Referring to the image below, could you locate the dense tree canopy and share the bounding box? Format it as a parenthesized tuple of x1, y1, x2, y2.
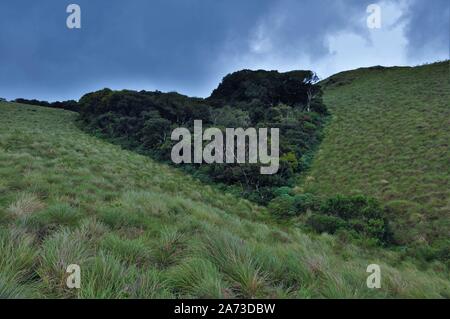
(13, 98, 79, 112)
(59, 70, 328, 203)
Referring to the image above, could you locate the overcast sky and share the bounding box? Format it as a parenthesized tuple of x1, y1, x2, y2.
(0, 0, 448, 101)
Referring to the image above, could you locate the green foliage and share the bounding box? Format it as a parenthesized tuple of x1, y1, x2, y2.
(13, 98, 79, 112)
(1, 68, 449, 299)
(31, 203, 82, 229)
(97, 207, 143, 230)
(0, 228, 37, 284)
(268, 193, 393, 245)
(309, 195, 393, 245)
(209, 69, 322, 113)
(200, 231, 268, 298)
(268, 195, 296, 218)
(307, 214, 347, 234)
(166, 257, 227, 298)
(293, 193, 320, 213)
(210, 105, 250, 127)
(77, 70, 328, 204)
(272, 186, 292, 197)
(152, 228, 185, 268)
(268, 192, 320, 217)
(100, 234, 153, 267)
(37, 227, 91, 296)
(77, 252, 131, 298)
(319, 194, 383, 219)
(305, 61, 450, 260)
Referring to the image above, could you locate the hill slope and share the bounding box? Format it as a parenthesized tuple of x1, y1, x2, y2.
(0, 101, 448, 298)
(304, 61, 449, 251)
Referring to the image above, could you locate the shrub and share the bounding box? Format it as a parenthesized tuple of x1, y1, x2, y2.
(268, 193, 321, 217)
(319, 194, 383, 220)
(268, 195, 296, 218)
(293, 193, 320, 214)
(307, 214, 347, 234)
(272, 186, 292, 197)
(308, 195, 393, 245)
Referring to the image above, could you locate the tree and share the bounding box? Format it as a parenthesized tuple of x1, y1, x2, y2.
(141, 111, 172, 148)
(210, 105, 250, 127)
(77, 68, 328, 204)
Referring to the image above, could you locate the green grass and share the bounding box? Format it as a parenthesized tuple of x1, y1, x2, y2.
(304, 61, 450, 250)
(0, 83, 449, 298)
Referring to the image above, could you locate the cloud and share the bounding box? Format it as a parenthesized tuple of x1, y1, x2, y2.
(216, 0, 447, 82)
(0, 0, 447, 101)
(404, 0, 449, 62)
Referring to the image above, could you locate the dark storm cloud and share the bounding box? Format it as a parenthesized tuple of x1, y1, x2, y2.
(0, 0, 447, 101)
(404, 0, 449, 60)
(0, 0, 273, 100)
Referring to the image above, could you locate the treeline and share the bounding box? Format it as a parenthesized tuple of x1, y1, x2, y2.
(78, 69, 329, 204)
(13, 98, 80, 112)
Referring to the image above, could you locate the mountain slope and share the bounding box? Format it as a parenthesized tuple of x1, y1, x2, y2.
(304, 61, 449, 251)
(0, 101, 448, 298)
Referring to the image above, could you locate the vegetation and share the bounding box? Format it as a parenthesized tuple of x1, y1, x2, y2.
(13, 98, 80, 112)
(302, 61, 449, 264)
(268, 193, 393, 246)
(77, 69, 328, 204)
(0, 100, 448, 298)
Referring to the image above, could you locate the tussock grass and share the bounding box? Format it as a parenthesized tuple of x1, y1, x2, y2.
(200, 231, 268, 298)
(152, 228, 185, 268)
(0, 273, 40, 298)
(129, 268, 173, 299)
(31, 203, 81, 229)
(0, 228, 37, 281)
(166, 257, 228, 298)
(0, 98, 448, 298)
(7, 192, 44, 217)
(305, 61, 450, 251)
(37, 227, 92, 296)
(97, 206, 144, 230)
(100, 233, 153, 267)
(77, 252, 131, 298)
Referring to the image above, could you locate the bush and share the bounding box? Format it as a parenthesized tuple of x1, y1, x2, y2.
(293, 193, 320, 214)
(272, 187, 292, 197)
(308, 195, 393, 245)
(411, 240, 450, 265)
(319, 194, 383, 220)
(268, 193, 321, 217)
(268, 195, 296, 218)
(307, 214, 347, 234)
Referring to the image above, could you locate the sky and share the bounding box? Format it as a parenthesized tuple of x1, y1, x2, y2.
(0, 0, 448, 101)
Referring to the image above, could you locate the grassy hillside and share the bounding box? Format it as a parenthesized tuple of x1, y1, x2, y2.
(0, 101, 449, 298)
(304, 62, 449, 251)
